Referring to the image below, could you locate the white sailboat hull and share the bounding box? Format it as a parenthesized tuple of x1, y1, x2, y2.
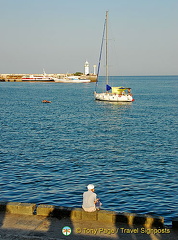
(94, 92, 133, 102)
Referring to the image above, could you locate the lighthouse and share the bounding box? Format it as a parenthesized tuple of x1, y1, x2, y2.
(84, 61, 89, 75)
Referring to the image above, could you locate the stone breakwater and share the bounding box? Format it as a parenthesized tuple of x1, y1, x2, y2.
(0, 74, 97, 82)
(0, 201, 177, 229)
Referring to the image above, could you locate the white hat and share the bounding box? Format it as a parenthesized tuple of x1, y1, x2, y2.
(87, 184, 95, 190)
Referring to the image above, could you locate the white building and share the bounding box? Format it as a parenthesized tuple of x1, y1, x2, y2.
(93, 65, 97, 75)
(84, 61, 89, 75)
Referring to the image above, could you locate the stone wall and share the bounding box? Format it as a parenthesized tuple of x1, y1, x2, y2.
(0, 201, 174, 228)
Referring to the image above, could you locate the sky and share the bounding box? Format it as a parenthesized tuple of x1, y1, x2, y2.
(0, 0, 178, 76)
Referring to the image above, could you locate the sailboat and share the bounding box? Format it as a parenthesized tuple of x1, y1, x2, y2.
(94, 11, 134, 102)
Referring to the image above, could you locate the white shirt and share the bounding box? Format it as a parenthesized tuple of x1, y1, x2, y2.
(82, 190, 97, 208)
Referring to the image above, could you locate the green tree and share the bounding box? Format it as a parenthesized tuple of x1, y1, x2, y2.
(74, 72, 83, 76)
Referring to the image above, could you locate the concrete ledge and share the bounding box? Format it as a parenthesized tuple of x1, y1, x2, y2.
(36, 205, 164, 227)
(51, 206, 72, 218)
(36, 204, 55, 216)
(122, 212, 164, 228)
(98, 210, 116, 223)
(3, 202, 36, 215)
(0, 202, 174, 228)
(98, 211, 164, 227)
(70, 208, 83, 220)
(36, 205, 72, 219)
(81, 210, 97, 221)
(172, 217, 178, 229)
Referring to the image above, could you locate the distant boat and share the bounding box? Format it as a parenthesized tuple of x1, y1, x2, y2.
(42, 100, 51, 103)
(54, 76, 91, 83)
(22, 69, 57, 82)
(94, 11, 134, 102)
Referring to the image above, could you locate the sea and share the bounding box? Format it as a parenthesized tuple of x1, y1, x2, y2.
(0, 76, 177, 225)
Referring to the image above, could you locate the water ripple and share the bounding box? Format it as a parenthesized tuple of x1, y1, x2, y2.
(0, 77, 178, 225)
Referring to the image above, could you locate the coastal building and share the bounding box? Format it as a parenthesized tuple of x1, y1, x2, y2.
(93, 65, 97, 75)
(84, 61, 89, 75)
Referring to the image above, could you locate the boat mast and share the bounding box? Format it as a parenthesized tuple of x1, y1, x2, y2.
(106, 11, 109, 87)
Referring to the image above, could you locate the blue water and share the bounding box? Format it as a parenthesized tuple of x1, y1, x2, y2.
(0, 76, 178, 225)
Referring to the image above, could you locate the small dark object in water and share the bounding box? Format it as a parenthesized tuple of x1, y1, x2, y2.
(42, 100, 51, 103)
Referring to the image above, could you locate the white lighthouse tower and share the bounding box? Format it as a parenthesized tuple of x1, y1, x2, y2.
(84, 61, 89, 75)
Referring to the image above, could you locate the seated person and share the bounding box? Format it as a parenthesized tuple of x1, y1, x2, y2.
(82, 184, 101, 212)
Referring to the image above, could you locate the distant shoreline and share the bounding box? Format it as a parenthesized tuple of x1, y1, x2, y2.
(0, 73, 97, 82)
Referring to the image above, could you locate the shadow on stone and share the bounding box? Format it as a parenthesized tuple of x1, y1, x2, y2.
(0, 202, 7, 227)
